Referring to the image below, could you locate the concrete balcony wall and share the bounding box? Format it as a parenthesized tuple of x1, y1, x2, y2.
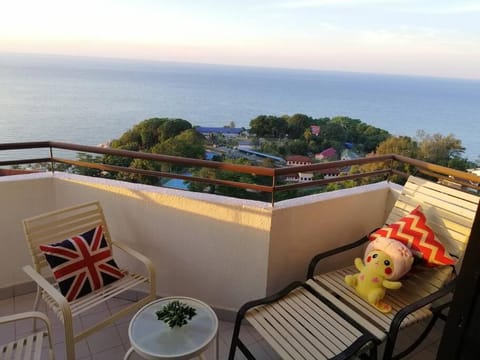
(49, 173, 274, 312)
(0, 174, 57, 291)
(267, 181, 400, 294)
(0, 172, 401, 313)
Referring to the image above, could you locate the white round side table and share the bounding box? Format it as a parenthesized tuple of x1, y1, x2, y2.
(124, 296, 219, 360)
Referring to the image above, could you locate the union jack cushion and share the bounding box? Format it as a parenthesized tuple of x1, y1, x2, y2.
(369, 205, 455, 267)
(39, 225, 125, 301)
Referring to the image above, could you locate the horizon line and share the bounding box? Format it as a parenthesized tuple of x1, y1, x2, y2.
(2, 50, 479, 83)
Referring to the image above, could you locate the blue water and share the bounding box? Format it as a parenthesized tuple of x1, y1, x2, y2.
(1, 53, 479, 161)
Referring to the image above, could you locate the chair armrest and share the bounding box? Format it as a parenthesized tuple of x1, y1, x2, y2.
(390, 278, 456, 333)
(22, 265, 69, 310)
(381, 278, 456, 359)
(307, 235, 369, 279)
(0, 311, 51, 327)
(236, 281, 305, 317)
(111, 241, 156, 285)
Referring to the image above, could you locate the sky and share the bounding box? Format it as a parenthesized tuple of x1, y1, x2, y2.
(0, 0, 479, 79)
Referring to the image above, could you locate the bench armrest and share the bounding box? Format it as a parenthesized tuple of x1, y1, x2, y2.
(111, 241, 156, 294)
(307, 235, 369, 279)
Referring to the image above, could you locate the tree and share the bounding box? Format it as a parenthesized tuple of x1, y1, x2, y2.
(104, 141, 141, 168)
(101, 118, 204, 183)
(416, 130, 465, 167)
(358, 136, 417, 184)
(249, 115, 288, 138)
(287, 113, 313, 139)
(315, 121, 349, 152)
(303, 128, 313, 143)
(153, 129, 205, 159)
(137, 118, 168, 148)
(364, 132, 472, 183)
(354, 123, 390, 153)
(448, 156, 472, 171)
(158, 119, 192, 143)
(125, 158, 161, 185)
(151, 129, 205, 173)
(72, 153, 103, 177)
(287, 139, 309, 155)
(376, 136, 417, 158)
(117, 129, 142, 149)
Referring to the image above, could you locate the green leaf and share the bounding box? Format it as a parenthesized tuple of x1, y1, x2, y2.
(155, 300, 197, 329)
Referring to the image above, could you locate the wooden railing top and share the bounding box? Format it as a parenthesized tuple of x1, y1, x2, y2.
(1, 141, 479, 206)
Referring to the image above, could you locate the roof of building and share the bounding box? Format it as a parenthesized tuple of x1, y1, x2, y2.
(318, 147, 337, 157)
(286, 155, 312, 163)
(238, 148, 284, 162)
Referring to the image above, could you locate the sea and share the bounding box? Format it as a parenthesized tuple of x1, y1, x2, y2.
(1, 53, 479, 162)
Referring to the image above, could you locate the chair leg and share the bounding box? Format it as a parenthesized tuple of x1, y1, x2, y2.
(228, 309, 247, 360)
(32, 287, 42, 331)
(64, 326, 76, 360)
(61, 311, 76, 360)
(359, 345, 378, 360)
(228, 309, 255, 360)
(387, 314, 440, 360)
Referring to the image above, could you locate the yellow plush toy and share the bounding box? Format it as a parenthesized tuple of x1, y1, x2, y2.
(345, 237, 413, 313)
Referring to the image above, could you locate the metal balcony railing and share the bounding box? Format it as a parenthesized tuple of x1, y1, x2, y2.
(1, 141, 479, 206)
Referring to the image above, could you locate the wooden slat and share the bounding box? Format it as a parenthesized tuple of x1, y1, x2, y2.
(289, 290, 359, 353)
(292, 290, 361, 342)
(32, 333, 44, 360)
(308, 176, 477, 344)
(26, 209, 101, 234)
(318, 269, 392, 330)
(247, 309, 306, 360)
(245, 287, 371, 360)
(404, 176, 480, 204)
(21, 201, 156, 360)
(306, 279, 386, 340)
(0, 331, 46, 360)
(22, 202, 117, 273)
(24, 333, 34, 359)
(24, 203, 95, 243)
(386, 176, 479, 258)
(43, 272, 149, 320)
(240, 176, 478, 360)
(402, 185, 479, 212)
(269, 293, 337, 358)
(261, 303, 325, 359)
(313, 259, 451, 332)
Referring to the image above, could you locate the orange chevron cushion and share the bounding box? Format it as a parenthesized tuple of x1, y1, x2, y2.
(369, 206, 455, 266)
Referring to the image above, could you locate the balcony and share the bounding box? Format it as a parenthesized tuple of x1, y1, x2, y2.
(1, 141, 479, 359)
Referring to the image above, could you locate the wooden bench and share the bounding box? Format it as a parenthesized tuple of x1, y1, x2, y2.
(229, 176, 479, 359)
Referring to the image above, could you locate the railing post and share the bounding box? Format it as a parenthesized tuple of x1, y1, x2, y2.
(49, 146, 55, 174)
(271, 173, 276, 207)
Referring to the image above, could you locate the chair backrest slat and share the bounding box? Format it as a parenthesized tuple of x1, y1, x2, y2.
(386, 176, 479, 259)
(23, 201, 113, 272)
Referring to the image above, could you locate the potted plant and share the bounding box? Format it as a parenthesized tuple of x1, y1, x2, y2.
(156, 300, 197, 329)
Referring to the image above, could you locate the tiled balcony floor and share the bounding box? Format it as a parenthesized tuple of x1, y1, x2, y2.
(1, 292, 443, 359)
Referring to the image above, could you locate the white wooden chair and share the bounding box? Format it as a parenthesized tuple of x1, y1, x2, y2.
(1, 311, 54, 360)
(229, 176, 479, 359)
(22, 201, 156, 360)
